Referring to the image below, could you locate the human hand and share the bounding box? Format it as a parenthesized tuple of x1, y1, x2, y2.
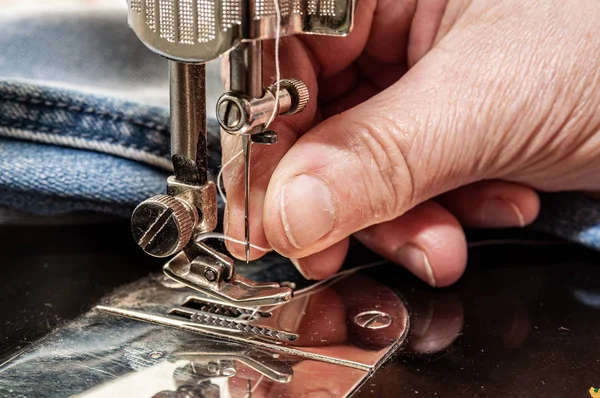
(221, 0, 600, 285)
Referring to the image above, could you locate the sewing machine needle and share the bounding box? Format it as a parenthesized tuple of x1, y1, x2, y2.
(243, 134, 251, 263)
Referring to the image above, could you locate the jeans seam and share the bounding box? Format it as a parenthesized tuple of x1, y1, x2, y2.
(0, 119, 168, 157)
(0, 92, 169, 132)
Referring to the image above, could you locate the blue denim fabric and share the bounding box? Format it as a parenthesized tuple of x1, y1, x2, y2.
(0, 81, 171, 169)
(0, 7, 170, 107)
(532, 192, 600, 250)
(1, 7, 600, 253)
(0, 81, 224, 216)
(0, 138, 166, 217)
(0, 7, 223, 217)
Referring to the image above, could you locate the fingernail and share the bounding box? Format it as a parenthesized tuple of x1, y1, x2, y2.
(281, 175, 335, 249)
(396, 244, 436, 287)
(291, 258, 312, 280)
(480, 198, 525, 227)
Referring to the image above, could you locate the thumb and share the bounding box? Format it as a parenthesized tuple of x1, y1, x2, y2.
(263, 47, 488, 258)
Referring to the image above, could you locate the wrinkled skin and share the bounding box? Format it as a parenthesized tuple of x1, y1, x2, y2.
(221, 0, 600, 286)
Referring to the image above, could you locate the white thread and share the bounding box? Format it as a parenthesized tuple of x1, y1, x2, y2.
(195, 231, 272, 252)
(244, 374, 264, 398)
(217, 148, 243, 204)
(248, 305, 261, 320)
(293, 260, 387, 296)
(215, 0, 282, 249)
(0, 127, 173, 171)
(265, 0, 282, 129)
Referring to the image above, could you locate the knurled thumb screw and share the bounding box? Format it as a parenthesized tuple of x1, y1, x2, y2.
(131, 195, 197, 258)
(277, 78, 309, 116)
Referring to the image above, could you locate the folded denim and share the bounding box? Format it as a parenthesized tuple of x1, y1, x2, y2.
(0, 6, 599, 253)
(0, 6, 222, 217)
(0, 81, 224, 217)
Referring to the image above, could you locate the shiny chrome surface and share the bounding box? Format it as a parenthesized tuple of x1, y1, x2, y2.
(216, 79, 309, 135)
(129, 5, 306, 304)
(169, 62, 208, 185)
(0, 313, 367, 398)
(131, 195, 198, 258)
(95, 264, 409, 371)
(167, 177, 218, 234)
(164, 243, 293, 306)
(0, 261, 408, 397)
(128, 0, 333, 306)
(127, 0, 356, 63)
(228, 40, 264, 263)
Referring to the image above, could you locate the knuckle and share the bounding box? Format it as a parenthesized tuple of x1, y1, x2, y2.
(341, 113, 417, 222)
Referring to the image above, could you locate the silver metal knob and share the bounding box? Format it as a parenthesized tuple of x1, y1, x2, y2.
(131, 195, 197, 258)
(216, 78, 310, 134)
(279, 78, 309, 115)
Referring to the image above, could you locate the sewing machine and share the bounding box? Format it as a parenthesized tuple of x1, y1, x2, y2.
(103, 3, 411, 395)
(1, 2, 600, 397)
(0, 1, 409, 396)
(127, 0, 351, 305)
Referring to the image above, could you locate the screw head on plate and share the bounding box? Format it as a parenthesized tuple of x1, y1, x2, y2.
(204, 268, 217, 282)
(354, 311, 392, 330)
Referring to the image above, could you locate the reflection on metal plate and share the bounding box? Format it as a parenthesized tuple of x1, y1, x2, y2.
(0, 266, 408, 397)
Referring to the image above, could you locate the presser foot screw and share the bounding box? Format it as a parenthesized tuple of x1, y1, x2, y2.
(354, 311, 392, 330)
(203, 269, 217, 282)
(131, 195, 196, 258)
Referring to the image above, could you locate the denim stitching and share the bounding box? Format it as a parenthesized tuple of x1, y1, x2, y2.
(0, 122, 173, 170)
(0, 92, 169, 132)
(0, 119, 168, 157)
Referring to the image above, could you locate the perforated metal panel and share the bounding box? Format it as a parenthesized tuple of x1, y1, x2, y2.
(178, 0, 196, 44)
(221, 0, 241, 30)
(255, 0, 276, 18)
(127, 0, 355, 62)
(145, 0, 156, 32)
(197, 0, 217, 43)
(130, 0, 142, 14)
(158, 0, 176, 42)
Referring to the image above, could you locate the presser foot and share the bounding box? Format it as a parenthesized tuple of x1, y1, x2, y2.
(163, 241, 293, 308)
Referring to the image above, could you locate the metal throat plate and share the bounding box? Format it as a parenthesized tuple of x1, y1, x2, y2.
(0, 265, 408, 397)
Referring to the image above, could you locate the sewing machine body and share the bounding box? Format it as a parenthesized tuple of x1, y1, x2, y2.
(1, 2, 599, 397)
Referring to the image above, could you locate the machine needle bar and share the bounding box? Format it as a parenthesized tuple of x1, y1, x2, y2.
(229, 40, 262, 264)
(243, 134, 251, 263)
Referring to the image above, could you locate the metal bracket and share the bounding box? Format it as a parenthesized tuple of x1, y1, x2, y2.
(164, 242, 293, 308)
(172, 344, 294, 383)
